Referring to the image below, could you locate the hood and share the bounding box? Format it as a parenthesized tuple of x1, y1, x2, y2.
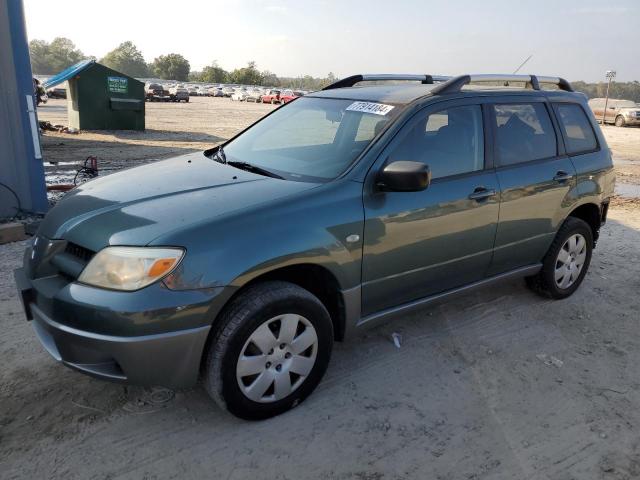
(39, 152, 318, 251)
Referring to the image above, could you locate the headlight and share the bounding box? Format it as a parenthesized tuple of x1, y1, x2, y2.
(78, 246, 184, 291)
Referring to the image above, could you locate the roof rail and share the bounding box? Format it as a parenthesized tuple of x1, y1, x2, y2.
(322, 74, 451, 90)
(430, 74, 574, 94)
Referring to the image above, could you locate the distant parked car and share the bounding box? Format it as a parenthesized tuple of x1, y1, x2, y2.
(222, 87, 234, 97)
(47, 87, 67, 99)
(588, 98, 640, 127)
(145, 83, 170, 102)
(231, 89, 249, 101)
(280, 90, 299, 104)
(211, 87, 224, 97)
(260, 89, 282, 104)
(169, 86, 190, 103)
(187, 86, 198, 96)
(245, 88, 263, 102)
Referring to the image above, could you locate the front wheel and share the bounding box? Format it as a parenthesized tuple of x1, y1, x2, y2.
(203, 281, 333, 420)
(615, 115, 626, 127)
(526, 217, 593, 299)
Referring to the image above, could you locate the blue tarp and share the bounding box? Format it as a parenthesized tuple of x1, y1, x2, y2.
(42, 59, 95, 89)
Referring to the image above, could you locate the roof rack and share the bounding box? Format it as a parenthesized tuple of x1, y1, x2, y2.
(322, 74, 451, 90)
(430, 74, 574, 94)
(322, 73, 574, 94)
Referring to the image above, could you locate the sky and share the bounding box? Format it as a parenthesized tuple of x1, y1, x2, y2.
(23, 0, 640, 82)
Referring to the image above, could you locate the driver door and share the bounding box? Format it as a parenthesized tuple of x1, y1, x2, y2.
(361, 100, 500, 316)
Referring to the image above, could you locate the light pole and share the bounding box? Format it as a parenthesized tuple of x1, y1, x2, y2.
(602, 70, 616, 125)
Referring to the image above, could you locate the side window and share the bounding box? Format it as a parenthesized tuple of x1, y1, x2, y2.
(390, 105, 484, 179)
(493, 103, 557, 166)
(554, 103, 598, 154)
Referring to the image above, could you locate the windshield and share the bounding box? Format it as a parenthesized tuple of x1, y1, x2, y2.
(221, 97, 400, 182)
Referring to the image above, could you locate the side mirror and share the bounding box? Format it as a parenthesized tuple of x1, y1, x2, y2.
(377, 161, 431, 192)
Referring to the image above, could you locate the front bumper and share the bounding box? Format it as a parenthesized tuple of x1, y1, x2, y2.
(14, 266, 229, 388)
(30, 302, 210, 387)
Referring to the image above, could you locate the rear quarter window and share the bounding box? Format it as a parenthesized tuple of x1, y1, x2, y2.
(553, 103, 598, 154)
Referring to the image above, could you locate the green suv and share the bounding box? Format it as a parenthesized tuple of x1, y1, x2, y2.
(15, 73, 615, 419)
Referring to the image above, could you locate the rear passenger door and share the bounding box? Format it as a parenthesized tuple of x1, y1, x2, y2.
(487, 98, 577, 275)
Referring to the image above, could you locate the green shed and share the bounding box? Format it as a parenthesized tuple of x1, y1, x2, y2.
(43, 60, 145, 130)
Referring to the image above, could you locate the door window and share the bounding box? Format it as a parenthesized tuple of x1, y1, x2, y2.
(554, 103, 598, 154)
(493, 103, 557, 166)
(390, 105, 484, 179)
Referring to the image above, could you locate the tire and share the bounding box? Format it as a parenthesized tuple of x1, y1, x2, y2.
(271, 99, 276, 104)
(526, 217, 593, 299)
(203, 281, 333, 420)
(615, 115, 626, 127)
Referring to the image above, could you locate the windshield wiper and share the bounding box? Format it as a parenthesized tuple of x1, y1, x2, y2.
(226, 161, 284, 180)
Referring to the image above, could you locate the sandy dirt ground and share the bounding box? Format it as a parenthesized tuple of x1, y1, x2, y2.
(1, 96, 640, 479)
(1, 206, 639, 479)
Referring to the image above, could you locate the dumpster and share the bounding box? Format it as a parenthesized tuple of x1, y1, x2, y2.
(42, 60, 145, 130)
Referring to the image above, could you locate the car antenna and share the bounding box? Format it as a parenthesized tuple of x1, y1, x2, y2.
(513, 54, 533, 74)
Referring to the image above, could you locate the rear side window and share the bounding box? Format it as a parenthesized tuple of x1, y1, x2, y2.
(493, 103, 557, 166)
(554, 103, 598, 154)
(390, 105, 484, 179)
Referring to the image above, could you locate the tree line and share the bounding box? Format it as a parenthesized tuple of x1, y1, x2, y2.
(29, 38, 337, 89)
(28, 38, 640, 98)
(572, 81, 640, 104)
(29, 38, 191, 82)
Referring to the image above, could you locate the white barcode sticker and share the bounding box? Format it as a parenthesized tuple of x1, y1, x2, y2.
(346, 101, 395, 116)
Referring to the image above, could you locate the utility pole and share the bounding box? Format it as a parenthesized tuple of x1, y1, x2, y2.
(602, 70, 616, 125)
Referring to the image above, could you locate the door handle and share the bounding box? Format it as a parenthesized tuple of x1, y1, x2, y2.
(553, 171, 572, 183)
(468, 187, 496, 201)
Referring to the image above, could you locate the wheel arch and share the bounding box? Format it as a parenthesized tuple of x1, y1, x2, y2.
(217, 263, 347, 342)
(566, 202, 601, 244)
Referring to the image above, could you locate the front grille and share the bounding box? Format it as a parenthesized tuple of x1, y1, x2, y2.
(65, 242, 95, 262)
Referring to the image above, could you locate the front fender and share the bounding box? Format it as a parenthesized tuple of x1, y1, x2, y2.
(157, 180, 365, 292)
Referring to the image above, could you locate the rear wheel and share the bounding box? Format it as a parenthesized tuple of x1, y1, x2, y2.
(615, 115, 626, 127)
(526, 217, 593, 299)
(203, 281, 333, 420)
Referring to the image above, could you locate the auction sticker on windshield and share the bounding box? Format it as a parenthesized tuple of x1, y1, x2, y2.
(346, 101, 395, 116)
